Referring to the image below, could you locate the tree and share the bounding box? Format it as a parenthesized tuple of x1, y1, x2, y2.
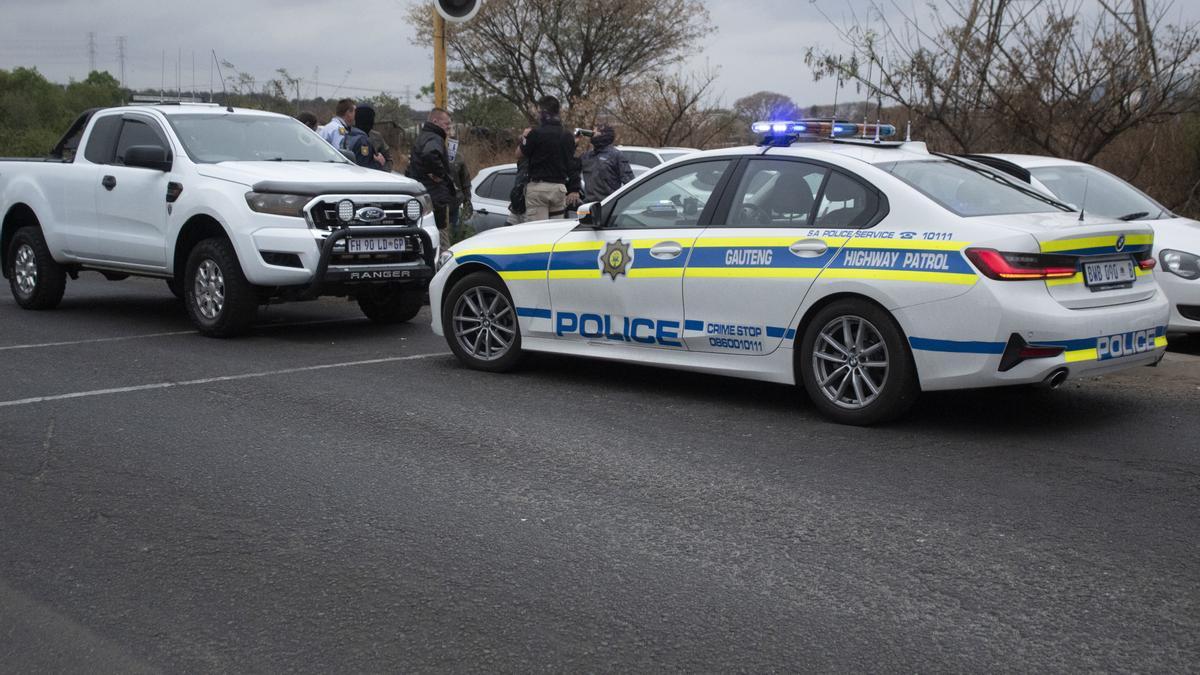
(733, 91, 801, 124)
(0, 68, 124, 157)
(611, 68, 737, 148)
(406, 0, 714, 121)
(805, 0, 1200, 160)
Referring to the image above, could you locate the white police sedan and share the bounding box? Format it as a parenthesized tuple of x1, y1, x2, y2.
(430, 121, 1169, 425)
(966, 153, 1200, 334)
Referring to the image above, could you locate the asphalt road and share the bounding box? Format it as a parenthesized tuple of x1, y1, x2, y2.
(2, 274, 1199, 672)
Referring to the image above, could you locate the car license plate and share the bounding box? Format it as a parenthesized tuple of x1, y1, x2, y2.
(1083, 258, 1135, 288)
(347, 237, 406, 254)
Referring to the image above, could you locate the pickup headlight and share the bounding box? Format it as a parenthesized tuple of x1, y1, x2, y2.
(245, 192, 308, 218)
(1161, 249, 1200, 280)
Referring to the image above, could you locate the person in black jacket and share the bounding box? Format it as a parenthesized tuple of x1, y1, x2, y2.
(519, 96, 582, 220)
(580, 125, 633, 203)
(345, 104, 386, 171)
(406, 108, 455, 249)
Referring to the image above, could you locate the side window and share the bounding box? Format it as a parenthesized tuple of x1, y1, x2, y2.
(814, 171, 880, 229)
(114, 119, 167, 166)
(488, 171, 517, 201)
(728, 159, 827, 227)
(475, 174, 496, 200)
(607, 160, 731, 229)
(83, 116, 123, 164)
(624, 151, 659, 168)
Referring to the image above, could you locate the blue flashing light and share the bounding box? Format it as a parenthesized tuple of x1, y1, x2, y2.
(751, 122, 772, 134)
(771, 122, 789, 133)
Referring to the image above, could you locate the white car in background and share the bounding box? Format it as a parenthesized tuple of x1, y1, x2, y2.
(967, 154, 1200, 333)
(467, 162, 650, 233)
(430, 121, 1169, 425)
(616, 146, 700, 169)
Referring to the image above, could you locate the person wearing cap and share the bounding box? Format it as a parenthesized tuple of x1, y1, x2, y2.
(345, 104, 386, 170)
(580, 124, 633, 203)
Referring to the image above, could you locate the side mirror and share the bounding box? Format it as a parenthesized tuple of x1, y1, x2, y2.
(577, 201, 602, 227)
(122, 145, 172, 171)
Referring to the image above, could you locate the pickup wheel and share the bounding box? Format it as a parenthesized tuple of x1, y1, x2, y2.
(442, 271, 522, 372)
(184, 237, 257, 337)
(7, 227, 66, 310)
(357, 287, 423, 324)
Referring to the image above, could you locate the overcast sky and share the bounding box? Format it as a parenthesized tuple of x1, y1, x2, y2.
(2, 0, 1198, 110)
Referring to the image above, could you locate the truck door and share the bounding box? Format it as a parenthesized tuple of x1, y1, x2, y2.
(93, 114, 173, 270)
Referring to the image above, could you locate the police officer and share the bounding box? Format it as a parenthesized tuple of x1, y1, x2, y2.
(580, 124, 633, 203)
(319, 98, 355, 148)
(345, 104, 386, 170)
(406, 108, 455, 249)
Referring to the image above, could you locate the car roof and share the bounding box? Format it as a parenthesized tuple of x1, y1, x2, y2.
(675, 140, 938, 168)
(976, 153, 1086, 170)
(97, 104, 285, 119)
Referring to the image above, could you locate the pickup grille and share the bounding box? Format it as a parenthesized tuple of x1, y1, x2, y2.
(308, 198, 421, 230)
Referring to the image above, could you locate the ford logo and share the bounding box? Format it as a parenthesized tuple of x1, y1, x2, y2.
(1115, 234, 1126, 252)
(356, 206, 386, 222)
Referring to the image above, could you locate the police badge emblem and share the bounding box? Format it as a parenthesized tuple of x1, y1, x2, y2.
(361, 146, 370, 156)
(601, 239, 632, 280)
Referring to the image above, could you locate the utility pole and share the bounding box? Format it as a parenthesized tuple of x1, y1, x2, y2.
(87, 32, 97, 73)
(432, 7, 447, 109)
(116, 36, 127, 87)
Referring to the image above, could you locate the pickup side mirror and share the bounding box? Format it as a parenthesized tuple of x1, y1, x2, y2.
(577, 201, 603, 227)
(123, 145, 172, 171)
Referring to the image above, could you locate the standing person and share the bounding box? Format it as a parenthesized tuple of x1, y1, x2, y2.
(520, 96, 581, 221)
(345, 104, 387, 170)
(580, 124, 633, 203)
(447, 127, 472, 239)
(406, 108, 455, 250)
(369, 126, 394, 172)
(319, 98, 356, 148)
(296, 111, 319, 132)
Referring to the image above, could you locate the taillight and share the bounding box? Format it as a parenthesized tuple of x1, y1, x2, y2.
(965, 248, 1077, 280)
(1137, 255, 1156, 270)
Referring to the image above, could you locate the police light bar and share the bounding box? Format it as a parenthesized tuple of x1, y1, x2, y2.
(751, 120, 897, 139)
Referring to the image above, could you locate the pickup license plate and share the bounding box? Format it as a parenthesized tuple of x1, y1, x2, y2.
(347, 237, 406, 254)
(1083, 259, 1135, 288)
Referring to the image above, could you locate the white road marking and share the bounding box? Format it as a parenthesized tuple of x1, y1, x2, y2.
(0, 331, 196, 352)
(0, 317, 371, 352)
(0, 352, 447, 408)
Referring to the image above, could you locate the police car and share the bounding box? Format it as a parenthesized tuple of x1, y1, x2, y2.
(963, 154, 1200, 334)
(429, 120, 1170, 425)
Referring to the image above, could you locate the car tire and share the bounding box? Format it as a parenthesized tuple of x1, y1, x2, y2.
(7, 226, 66, 310)
(183, 237, 258, 338)
(357, 288, 423, 324)
(166, 278, 183, 300)
(798, 299, 919, 426)
(442, 271, 522, 373)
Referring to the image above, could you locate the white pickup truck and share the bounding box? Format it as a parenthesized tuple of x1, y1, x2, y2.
(1, 103, 442, 336)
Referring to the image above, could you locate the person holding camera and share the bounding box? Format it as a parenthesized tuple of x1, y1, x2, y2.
(519, 96, 582, 221)
(580, 124, 633, 203)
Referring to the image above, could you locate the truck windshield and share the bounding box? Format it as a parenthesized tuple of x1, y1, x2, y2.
(876, 158, 1071, 217)
(166, 114, 348, 164)
(1029, 164, 1168, 221)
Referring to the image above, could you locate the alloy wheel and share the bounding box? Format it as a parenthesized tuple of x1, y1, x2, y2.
(194, 259, 226, 320)
(452, 286, 515, 361)
(13, 244, 37, 296)
(812, 315, 891, 409)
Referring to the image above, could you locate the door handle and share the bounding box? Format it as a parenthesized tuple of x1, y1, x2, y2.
(789, 239, 828, 257)
(101, 175, 117, 191)
(476, 208, 490, 215)
(649, 242, 684, 259)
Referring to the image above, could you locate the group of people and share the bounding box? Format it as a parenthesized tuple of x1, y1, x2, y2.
(295, 94, 635, 248)
(297, 100, 472, 249)
(508, 95, 634, 225)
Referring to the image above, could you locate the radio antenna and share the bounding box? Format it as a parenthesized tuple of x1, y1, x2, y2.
(1078, 177, 1090, 222)
(874, 59, 885, 143)
(830, 56, 843, 137)
(211, 51, 234, 112)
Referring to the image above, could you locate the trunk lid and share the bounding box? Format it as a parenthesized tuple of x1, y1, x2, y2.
(1023, 215, 1156, 309)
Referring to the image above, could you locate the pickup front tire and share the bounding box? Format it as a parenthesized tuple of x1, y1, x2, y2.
(7, 227, 66, 310)
(184, 237, 257, 337)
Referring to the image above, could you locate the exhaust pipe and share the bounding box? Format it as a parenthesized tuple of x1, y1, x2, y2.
(1039, 368, 1069, 390)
